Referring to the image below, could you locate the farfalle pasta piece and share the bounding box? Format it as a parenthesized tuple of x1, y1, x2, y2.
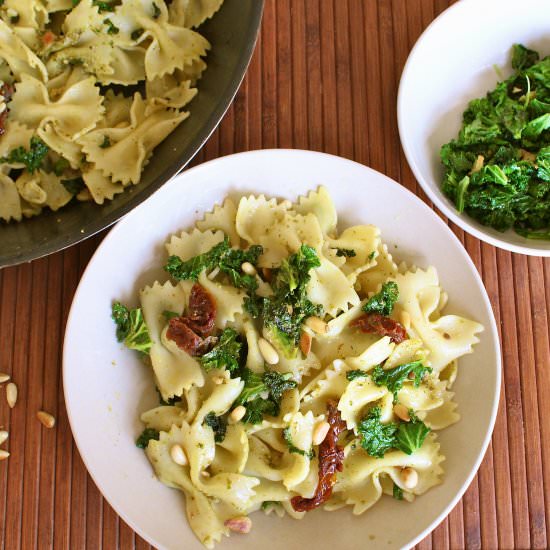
(0, 121, 35, 160)
(196, 198, 240, 247)
(146, 425, 227, 549)
(236, 194, 324, 267)
(293, 186, 338, 236)
(0, 172, 22, 222)
(140, 280, 205, 400)
(338, 378, 388, 431)
(166, 228, 225, 261)
(79, 94, 187, 185)
(82, 169, 125, 204)
(394, 267, 484, 372)
(0, 19, 47, 81)
(108, 0, 210, 80)
(306, 255, 360, 317)
(10, 74, 104, 139)
(327, 225, 380, 283)
(169, 0, 224, 28)
(210, 423, 249, 475)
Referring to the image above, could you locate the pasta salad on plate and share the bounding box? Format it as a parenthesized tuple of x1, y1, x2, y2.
(111, 186, 483, 548)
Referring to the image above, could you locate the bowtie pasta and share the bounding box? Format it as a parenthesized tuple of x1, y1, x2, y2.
(112, 186, 484, 548)
(0, 0, 224, 223)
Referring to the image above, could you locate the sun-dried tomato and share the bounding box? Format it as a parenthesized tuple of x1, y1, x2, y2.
(166, 317, 204, 356)
(186, 283, 216, 336)
(291, 400, 346, 512)
(166, 284, 217, 355)
(350, 312, 407, 343)
(0, 83, 14, 136)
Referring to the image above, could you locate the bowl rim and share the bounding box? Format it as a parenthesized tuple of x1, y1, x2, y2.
(63, 148, 502, 550)
(0, 0, 265, 268)
(397, 0, 550, 257)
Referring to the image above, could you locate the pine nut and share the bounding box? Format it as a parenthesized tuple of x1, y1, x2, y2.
(212, 375, 225, 385)
(305, 316, 328, 334)
(312, 421, 330, 446)
(393, 404, 410, 422)
(0, 450, 9, 461)
(400, 311, 411, 331)
(0, 373, 9, 384)
(170, 444, 188, 466)
(201, 470, 210, 477)
(207, 266, 220, 280)
(229, 405, 246, 423)
(6, 383, 17, 408)
(258, 338, 279, 365)
(299, 331, 312, 356)
(37, 411, 56, 428)
(0, 431, 7, 445)
(241, 262, 257, 276)
(224, 516, 252, 534)
(471, 154, 484, 173)
(400, 467, 418, 489)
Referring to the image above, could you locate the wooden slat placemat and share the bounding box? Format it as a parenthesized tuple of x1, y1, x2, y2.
(1, 1, 549, 548)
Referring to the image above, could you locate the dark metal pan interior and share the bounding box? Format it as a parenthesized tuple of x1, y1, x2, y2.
(0, 0, 264, 268)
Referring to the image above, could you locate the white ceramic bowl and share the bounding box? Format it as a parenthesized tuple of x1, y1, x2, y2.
(64, 150, 501, 550)
(398, 0, 550, 256)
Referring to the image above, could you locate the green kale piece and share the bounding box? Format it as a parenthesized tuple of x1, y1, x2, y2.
(204, 412, 227, 443)
(358, 407, 431, 458)
(61, 177, 85, 195)
(335, 248, 356, 257)
(100, 135, 111, 148)
(111, 302, 152, 355)
(372, 361, 432, 400)
(512, 44, 540, 71)
(362, 281, 399, 316)
(165, 236, 263, 293)
(104, 18, 119, 34)
(258, 245, 323, 357)
(394, 416, 431, 455)
(261, 501, 281, 511)
(346, 369, 369, 381)
(94, 0, 114, 12)
(200, 328, 242, 373)
(53, 157, 70, 176)
(357, 407, 398, 458)
(136, 428, 159, 449)
(393, 483, 404, 500)
(440, 44, 550, 238)
(162, 310, 179, 321)
(282, 427, 315, 459)
(0, 137, 49, 173)
(234, 368, 297, 424)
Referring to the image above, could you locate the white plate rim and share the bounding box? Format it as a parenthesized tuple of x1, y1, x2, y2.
(397, 0, 550, 257)
(63, 148, 502, 550)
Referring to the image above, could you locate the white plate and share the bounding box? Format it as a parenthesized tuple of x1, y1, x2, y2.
(64, 150, 501, 550)
(398, 0, 550, 256)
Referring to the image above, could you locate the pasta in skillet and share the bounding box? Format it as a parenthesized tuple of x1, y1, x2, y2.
(0, 0, 224, 222)
(111, 186, 483, 548)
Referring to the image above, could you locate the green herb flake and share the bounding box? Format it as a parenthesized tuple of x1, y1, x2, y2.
(0, 137, 49, 174)
(335, 248, 356, 257)
(283, 427, 315, 459)
(346, 369, 369, 381)
(100, 135, 111, 148)
(53, 157, 70, 176)
(203, 412, 227, 443)
(61, 177, 85, 195)
(136, 428, 159, 449)
(104, 18, 119, 34)
(393, 483, 404, 501)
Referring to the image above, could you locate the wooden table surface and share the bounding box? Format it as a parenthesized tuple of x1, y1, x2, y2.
(1, 1, 549, 548)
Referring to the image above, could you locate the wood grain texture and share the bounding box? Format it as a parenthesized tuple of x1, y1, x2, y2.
(0, 1, 549, 548)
